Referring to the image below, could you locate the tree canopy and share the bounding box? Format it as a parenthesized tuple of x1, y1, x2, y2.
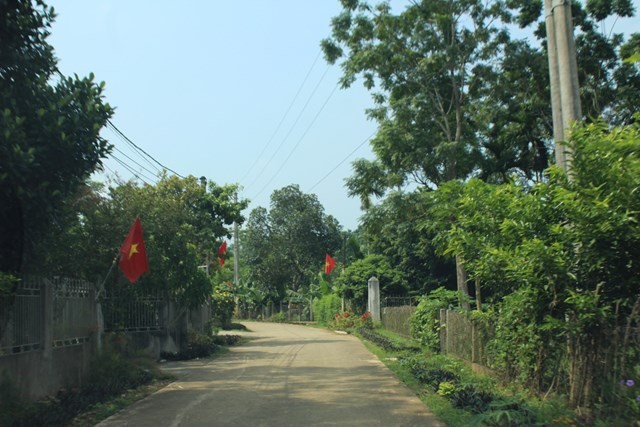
(241, 185, 342, 301)
(0, 0, 113, 274)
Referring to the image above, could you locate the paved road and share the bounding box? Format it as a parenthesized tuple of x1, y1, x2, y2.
(97, 322, 443, 427)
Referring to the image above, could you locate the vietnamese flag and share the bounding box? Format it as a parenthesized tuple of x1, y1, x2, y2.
(218, 240, 227, 266)
(325, 253, 336, 275)
(118, 217, 148, 283)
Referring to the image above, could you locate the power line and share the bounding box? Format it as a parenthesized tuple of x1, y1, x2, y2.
(238, 51, 322, 184)
(244, 65, 332, 192)
(307, 131, 376, 192)
(111, 154, 156, 185)
(108, 124, 162, 174)
(107, 119, 186, 179)
(53, 70, 183, 181)
(113, 146, 159, 179)
(252, 83, 338, 200)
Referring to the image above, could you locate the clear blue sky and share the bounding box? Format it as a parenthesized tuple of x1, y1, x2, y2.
(48, 1, 638, 231)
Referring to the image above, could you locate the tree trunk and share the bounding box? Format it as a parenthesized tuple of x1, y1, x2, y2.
(475, 278, 481, 311)
(455, 254, 470, 311)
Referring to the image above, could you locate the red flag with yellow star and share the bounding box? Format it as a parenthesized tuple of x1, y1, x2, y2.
(325, 253, 336, 275)
(218, 240, 227, 266)
(118, 217, 148, 283)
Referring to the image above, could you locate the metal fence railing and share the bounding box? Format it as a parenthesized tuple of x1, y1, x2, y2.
(102, 289, 165, 332)
(0, 277, 43, 355)
(382, 295, 418, 308)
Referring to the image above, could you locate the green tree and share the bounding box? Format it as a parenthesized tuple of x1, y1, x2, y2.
(359, 190, 455, 295)
(334, 253, 406, 313)
(431, 120, 640, 409)
(322, 0, 532, 303)
(0, 0, 114, 274)
(322, 0, 515, 189)
(241, 185, 342, 303)
(507, 0, 639, 125)
(105, 175, 246, 308)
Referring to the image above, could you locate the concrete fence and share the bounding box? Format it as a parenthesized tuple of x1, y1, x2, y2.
(0, 277, 211, 400)
(0, 277, 96, 399)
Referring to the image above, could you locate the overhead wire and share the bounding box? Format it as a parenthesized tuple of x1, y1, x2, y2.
(112, 146, 159, 179)
(252, 83, 339, 200)
(244, 65, 332, 192)
(107, 124, 162, 174)
(111, 154, 155, 185)
(107, 119, 186, 179)
(238, 51, 322, 184)
(53, 70, 181, 184)
(307, 130, 377, 192)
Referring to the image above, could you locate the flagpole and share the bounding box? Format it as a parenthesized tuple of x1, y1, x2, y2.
(96, 253, 120, 301)
(95, 252, 119, 353)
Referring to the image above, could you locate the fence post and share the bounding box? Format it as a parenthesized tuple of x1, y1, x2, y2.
(94, 281, 104, 352)
(42, 279, 53, 360)
(440, 309, 447, 354)
(444, 310, 455, 354)
(367, 276, 380, 322)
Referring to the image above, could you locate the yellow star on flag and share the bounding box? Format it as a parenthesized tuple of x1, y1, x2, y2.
(128, 243, 139, 259)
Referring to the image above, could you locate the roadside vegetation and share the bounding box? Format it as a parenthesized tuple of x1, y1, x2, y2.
(312, 311, 578, 427)
(2, 1, 640, 426)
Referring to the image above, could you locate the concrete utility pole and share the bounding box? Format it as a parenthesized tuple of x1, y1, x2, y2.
(233, 192, 239, 287)
(544, 0, 582, 173)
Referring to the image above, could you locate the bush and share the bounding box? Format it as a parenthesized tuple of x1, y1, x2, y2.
(450, 384, 494, 414)
(312, 294, 341, 324)
(410, 287, 468, 351)
(357, 328, 419, 353)
(212, 335, 241, 346)
(0, 272, 19, 295)
(330, 311, 372, 331)
(161, 331, 218, 361)
(211, 285, 235, 329)
(269, 311, 286, 323)
(399, 354, 460, 390)
(470, 399, 538, 427)
(224, 322, 247, 331)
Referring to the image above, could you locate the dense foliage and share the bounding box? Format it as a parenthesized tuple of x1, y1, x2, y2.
(312, 294, 342, 325)
(324, 0, 640, 304)
(0, 0, 114, 276)
(410, 288, 470, 351)
(241, 184, 342, 303)
(333, 254, 406, 314)
(409, 120, 640, 419)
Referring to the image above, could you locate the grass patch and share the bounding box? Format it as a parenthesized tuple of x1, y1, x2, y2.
(359, 337, 473, 427)
(356, 327, 576, 427)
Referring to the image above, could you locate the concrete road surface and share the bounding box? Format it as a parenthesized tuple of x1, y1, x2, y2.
(97, 322, 443, 427)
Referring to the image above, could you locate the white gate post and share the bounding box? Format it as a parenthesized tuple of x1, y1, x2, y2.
(367, 276, 380, 322)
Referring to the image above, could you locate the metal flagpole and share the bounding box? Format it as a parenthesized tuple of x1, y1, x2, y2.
(96, 253, 120, 301)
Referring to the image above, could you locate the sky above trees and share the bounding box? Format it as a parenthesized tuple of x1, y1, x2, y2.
(47, 0, 639, 230)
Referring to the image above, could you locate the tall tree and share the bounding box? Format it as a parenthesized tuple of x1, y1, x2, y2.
(0, 0, 113, 274)
(506, 0, 639, 126)
(322, 0, 512, 301)
(241, 185, 342, 301)
(359, 190, 455, 295)
(104, 175, 246, 307)
(322, 0, 514, 193)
